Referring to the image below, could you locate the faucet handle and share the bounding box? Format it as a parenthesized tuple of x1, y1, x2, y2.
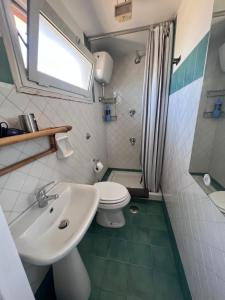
(37, 181, 55, 194)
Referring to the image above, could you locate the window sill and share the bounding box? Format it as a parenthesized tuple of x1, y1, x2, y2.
(16, 80, 93, 103)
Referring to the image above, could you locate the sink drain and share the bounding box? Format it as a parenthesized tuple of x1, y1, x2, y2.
(129, 205, 139, 214)
(58, 219, 70, 229)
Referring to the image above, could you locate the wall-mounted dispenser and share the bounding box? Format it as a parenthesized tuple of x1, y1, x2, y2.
(203, 98, 225, 118)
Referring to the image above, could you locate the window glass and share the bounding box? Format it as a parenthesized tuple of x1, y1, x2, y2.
(38, 14, 93, 91)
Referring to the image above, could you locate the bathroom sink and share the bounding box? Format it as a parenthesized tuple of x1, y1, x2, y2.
(10, 182, 99, 266)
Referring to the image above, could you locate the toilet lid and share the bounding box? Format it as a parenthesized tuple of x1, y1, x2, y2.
(94, 182, 129, 204)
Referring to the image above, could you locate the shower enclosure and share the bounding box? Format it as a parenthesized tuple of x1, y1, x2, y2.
(90, 31, 147, 172)
(89, 23, 173, 196)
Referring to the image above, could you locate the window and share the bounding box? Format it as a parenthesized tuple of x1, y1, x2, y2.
(37, 15, 92, 91)
(11, 2, 27, 67)
(0, 0, 95, 101)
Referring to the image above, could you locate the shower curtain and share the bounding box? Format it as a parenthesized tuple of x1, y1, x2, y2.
(141, 22, 174, 193)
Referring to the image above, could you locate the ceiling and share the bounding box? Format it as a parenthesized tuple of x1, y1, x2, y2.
(61, 0, 181, 36)
(91, 31, 148, 57)
(214, 0, 225, 12)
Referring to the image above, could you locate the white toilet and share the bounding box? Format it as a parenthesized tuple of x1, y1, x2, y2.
(94, 182, 131, 228)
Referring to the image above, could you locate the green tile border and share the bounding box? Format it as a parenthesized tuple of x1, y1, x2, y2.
(170, 33, 209, 95)
(0, 37, 13, 84)
(101, 168, 142, 181)
(162, 199, 192, 300)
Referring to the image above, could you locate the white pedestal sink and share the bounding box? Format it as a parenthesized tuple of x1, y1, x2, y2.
(10, 182, 100, 300)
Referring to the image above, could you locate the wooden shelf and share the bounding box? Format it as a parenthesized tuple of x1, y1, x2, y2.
(0, 125, 72, 176)
(0, 125, 72, 147)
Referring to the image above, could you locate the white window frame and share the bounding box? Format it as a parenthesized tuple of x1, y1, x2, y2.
(0, 0, 95, 102)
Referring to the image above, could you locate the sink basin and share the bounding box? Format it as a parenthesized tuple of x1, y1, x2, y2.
(10, 182, 100, 300)
(11, 182, 99, 265)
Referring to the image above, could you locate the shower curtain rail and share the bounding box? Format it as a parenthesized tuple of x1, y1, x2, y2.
(87, 19, 174, 41)
(213, 10, 225, 18)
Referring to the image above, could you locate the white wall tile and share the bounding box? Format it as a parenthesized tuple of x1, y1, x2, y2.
(105, 53, 145, 169)
(162, 78, 225, 299)
(0, 82, 108, 292)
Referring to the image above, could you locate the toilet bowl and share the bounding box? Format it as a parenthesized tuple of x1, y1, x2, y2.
(94, 182, 131, 228)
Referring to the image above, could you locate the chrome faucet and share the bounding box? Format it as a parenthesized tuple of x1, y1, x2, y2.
(36, 181, 59, 208)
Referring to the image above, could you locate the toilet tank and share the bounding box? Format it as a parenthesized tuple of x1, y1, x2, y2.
(93, 51, 113, 84)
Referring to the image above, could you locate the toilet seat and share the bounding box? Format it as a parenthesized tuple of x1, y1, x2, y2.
(94, 181, 131, 228)
(94, 182, 130, 204)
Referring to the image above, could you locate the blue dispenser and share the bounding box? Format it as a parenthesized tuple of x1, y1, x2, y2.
(212, 99, 223, 119)
(104, 104, 112, 122)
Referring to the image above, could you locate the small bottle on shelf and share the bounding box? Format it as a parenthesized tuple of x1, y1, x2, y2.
(104, 104, 112, 122)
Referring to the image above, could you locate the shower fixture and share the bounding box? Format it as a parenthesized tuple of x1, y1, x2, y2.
(129, 109, 136, 117)
(86, 133, 91, 140)
(129, 137, 136, 145)
(134, 51, 145, 64)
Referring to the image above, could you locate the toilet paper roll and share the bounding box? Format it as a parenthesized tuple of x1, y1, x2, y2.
(94, 161, 104, 173)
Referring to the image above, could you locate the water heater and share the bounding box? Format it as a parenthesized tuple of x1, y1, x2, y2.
(93, 51, 113, 84)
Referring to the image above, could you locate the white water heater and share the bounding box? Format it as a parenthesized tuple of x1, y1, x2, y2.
(93, 51, 113, 84)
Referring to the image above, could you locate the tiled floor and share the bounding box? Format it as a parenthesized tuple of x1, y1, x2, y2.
(78, 199, 185, 300)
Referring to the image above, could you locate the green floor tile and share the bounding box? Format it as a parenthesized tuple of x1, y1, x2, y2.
(153, 271, 184, 300)
(146, 204, 164, 216)
(99, 290, 126, 300)
(123, 207, 132, 225)
(131, 226, 150, 245)
(148, 215, 167, 231)
(112, 224, 133, 241)
(127, 265, 154, 299)
(89, 287, 100, 300)
(78, 233, 110, 258)
(129, 201, 149, 214)
(88, 222, 114, 238)
(108, 239, 130, 263)
(131, 213, 151, 227)
(82, 255, 106, 288)
(128, 242, 153, 268)
(103, 260, 128, 293)
(78, 196, 188, 300)
(152, 245, 177, 275)
(149, 229, 171, 247)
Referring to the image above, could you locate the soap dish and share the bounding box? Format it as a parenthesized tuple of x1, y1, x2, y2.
(56, 134, 74, 159)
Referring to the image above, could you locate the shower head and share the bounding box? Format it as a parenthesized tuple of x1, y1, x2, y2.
(134, 51, 145, 64)
(134, 56, 141, 64)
